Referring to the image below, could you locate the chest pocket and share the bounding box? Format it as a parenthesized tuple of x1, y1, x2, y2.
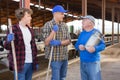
(56, 26, 67, 40)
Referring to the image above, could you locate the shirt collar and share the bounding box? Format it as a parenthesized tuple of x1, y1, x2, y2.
(51, 18, 62, 25)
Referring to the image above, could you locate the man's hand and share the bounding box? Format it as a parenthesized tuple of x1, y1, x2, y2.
(50, 40, 61, 46)
(79, 44, 85, 50)
(52, 25, 59, 32)
(7, 33, 14, 42)
(86, 46, 95, 53)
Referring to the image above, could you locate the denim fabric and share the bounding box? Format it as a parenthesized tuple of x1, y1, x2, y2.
(14, 63, 33, 80)
(80, 61, 101, 80)
(51, 60, 68, 80)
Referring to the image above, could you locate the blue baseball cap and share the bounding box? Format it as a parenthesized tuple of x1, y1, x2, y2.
(52, 5, 68, 14)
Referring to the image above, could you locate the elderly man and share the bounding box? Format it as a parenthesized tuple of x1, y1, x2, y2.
(42, 5, 71, 80)
(75, 15, 106, 80)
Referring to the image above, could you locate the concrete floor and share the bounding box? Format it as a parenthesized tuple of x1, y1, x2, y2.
(34, 43, 120, 80)
(34, 55, 120, 80)
(102, 57, 120, 80)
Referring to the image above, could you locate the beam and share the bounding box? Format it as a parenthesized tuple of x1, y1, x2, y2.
(112, 7, 115, 45)
(82, 0, 87, 16)
(102, 0, 106, 34)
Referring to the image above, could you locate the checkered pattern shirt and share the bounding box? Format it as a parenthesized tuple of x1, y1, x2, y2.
(42, 19, 71, 61)
(4, 24, 38, 72)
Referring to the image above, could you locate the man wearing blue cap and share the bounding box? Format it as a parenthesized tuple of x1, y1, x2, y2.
(42, 5, 71, 80)
(74, 15, 106, 80)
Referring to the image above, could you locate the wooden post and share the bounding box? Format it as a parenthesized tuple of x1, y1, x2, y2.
(8, 18, 18, 80)
(117, 12, 120, 42)
(112, 7, 115, 45)
(102, 0, 106, 35)
(82, 0, 87, 16)
(19, 0, 30, 9)
(45, 46, 54, 80)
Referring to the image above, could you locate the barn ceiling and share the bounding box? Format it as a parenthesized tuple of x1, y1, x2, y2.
(0, 0, 120, 28)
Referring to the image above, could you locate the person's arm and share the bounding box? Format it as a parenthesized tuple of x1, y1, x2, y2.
(94, 39, 106, 52)
(44, 30, 56, 46)
(4, 30, 14, 50)
(74, 35, 81, 50)
(60, 24, 71, 46)
(61, 39, 71, 46)
(42, 23, 59, 46)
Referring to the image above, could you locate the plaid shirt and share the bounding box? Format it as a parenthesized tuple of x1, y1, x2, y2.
(4, 24, 38, 72)
(42, 19, 71, 61)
